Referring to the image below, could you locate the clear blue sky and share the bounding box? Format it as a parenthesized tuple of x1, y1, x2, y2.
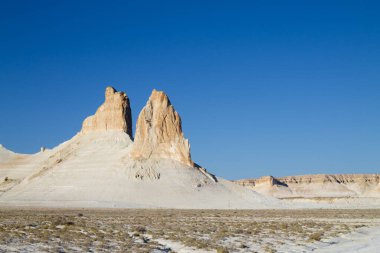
(1, 1, 379, 179)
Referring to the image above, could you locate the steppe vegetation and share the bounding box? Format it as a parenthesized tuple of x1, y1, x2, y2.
(0, 208, 379, 252)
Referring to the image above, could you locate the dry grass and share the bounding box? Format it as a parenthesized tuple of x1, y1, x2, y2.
(0, 208, 378, 252)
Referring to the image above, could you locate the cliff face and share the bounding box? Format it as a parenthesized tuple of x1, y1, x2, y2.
(236, 176, 282, 187)
(81, 87, 132, 138)
(235, 174, 380, 199)
(278, 174, 380, 184)
(237, 174, 380, 186)
(131, 90, 193, 167)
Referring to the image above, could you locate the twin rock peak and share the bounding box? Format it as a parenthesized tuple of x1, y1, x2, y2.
(81, 86, 193, 167)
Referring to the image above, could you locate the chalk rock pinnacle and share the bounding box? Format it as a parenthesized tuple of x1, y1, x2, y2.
(81, 86, 132, 137)
(131, 90, 193, 166)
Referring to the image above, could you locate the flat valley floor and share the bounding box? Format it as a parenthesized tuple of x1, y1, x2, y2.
(0, 208, 379, 253)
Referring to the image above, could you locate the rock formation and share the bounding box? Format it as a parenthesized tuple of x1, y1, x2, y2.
(279, 174, 380, 185)
(237, 176, 283, 187)
(81, 87, 132, 138)
(236, 174, 380, 187)
(2, 85, 380, 209)
(131, 89, 193, 167)
(235, 174, 380, 199)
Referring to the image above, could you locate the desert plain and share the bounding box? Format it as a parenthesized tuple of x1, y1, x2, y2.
(1, 208, 380, 253)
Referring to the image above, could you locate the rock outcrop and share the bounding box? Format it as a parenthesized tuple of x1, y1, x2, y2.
(131, 90, 193, 167)
(237, 176, 283, 187)
(81, 87, 132, 138)
(235, 174, 380, 199)
(279, 174, 380, 185)
(236, 174, 380, 187)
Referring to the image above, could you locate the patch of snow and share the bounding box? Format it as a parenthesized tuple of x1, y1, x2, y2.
(313, 226, 380, 253)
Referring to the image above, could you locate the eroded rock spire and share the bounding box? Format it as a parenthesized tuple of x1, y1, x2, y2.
(81, 86, 132, 138)
(131, 89, 193, 166)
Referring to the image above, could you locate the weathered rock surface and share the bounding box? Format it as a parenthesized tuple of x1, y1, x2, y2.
(279, 174, 380, 185)
(237, 176, 283, 187)
(235, 174, 380, 199)
(237, 174, 380, 186)
(81, 87, 132, 138)
(131, 90, 193, 166)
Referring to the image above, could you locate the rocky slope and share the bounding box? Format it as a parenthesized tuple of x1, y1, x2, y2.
(0, 87, 280, 209)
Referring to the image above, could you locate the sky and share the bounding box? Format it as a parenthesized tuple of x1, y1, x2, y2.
(0, 0, 379, 180)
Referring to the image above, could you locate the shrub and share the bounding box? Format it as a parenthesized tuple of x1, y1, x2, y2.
(216, 247, 229, 253)
(309, 231, 323, 241)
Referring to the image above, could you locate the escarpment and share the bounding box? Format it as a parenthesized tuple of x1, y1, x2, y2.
(237, 174, 380, 187)
(235, 174, 380, 199)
